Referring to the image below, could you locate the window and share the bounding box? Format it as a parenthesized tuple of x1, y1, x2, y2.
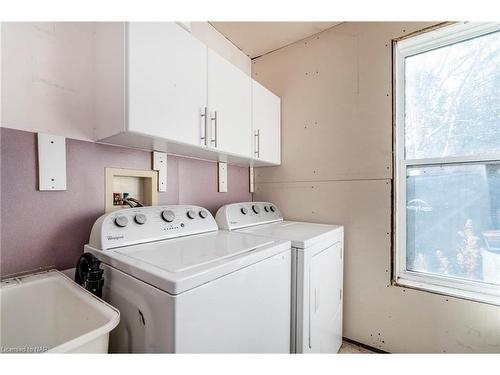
(394, 22, 500, 304)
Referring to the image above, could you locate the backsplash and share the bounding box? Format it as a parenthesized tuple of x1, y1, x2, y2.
(0, 127, 252, 276)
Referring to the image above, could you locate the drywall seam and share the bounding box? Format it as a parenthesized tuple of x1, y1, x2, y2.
(256, 177, 391, 184)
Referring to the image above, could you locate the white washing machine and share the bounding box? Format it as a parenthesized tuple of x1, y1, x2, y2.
(216, 202, 344, 353)
(84, 205, 291, 353)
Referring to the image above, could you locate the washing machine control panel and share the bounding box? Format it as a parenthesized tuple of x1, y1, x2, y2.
(88, 205, 217, 250)
(215, 202, 283, 230)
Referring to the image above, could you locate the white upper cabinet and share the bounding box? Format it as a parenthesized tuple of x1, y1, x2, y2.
(127, 23, 207, 147)
(252, 80, 281, 164)
(207, 49, 252, 158)
(94, 22, 280, 166)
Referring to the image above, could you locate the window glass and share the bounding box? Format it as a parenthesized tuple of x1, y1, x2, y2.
(405, 31, 500, 160)
(406, 163, 500, 285)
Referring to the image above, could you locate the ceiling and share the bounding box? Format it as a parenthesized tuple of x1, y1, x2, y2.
(210, 22, 343, 59)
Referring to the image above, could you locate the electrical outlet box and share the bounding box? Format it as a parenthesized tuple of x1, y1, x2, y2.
(218, 162, 228, 193)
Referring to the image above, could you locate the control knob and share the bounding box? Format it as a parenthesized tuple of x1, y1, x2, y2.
(161, 210, 175, 223)
(187, 210, 196, 219)
(240, 207, 248, 215)
(114, 216, 128, 228)
(134, 214, 147, 225)
(199, 210, 208, 219)
(252, 205, 260, 214)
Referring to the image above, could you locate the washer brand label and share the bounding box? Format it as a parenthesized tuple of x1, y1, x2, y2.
(107, 235, 124, 241)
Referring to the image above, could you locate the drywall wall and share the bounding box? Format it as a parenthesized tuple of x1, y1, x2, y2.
(0, 127, 251, 276)
(1, 22, 96, 140)
(1, 22, 250, 141)
(252, 22, 500, 353)
(0, 24, 2, 132)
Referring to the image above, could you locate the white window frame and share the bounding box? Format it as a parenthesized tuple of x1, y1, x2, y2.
(394, 22, 500, 305)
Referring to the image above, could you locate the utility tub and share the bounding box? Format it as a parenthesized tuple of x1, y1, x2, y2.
(1, 269, 119, 353)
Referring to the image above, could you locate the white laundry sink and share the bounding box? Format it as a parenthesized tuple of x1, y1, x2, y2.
(0, 269, 119, 353)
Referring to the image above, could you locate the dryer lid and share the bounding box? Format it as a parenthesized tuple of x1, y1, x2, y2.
(237, 221, 343, 249)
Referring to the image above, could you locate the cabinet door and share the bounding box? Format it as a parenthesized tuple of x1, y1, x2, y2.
(252, 80, 281, 164)
(309, 242, 343, 353)
(207, 50, 252, 157)
(127, 22, 207, 147)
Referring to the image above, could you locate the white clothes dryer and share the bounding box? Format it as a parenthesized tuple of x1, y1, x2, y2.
(216, 202, 344, 353)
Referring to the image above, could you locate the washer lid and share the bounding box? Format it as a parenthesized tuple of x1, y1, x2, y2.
(86, 231, 290, 295)
(115, 230, 276, 273)
(237, 221, 343, 249)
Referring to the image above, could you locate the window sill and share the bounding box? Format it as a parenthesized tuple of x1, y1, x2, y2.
(394, 276, 500, 307)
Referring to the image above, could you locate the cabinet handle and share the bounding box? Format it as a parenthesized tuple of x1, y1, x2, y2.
(258, 130, 260, 157)
(200, 107, 208, 146)
(254, 129, 260, 158)
(211, 111, 218, 148)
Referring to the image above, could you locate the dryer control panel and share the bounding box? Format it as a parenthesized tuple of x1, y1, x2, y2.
(215, 202, 283, 230)
(88, 205, 217, 250)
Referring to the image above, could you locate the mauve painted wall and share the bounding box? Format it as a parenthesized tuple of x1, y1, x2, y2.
(0, 127, 252, 276)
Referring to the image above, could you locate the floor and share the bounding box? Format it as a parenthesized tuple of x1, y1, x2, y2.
(338, 340, 374, 354)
